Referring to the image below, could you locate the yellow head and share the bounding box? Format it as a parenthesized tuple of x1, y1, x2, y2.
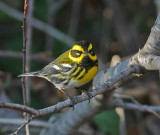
(69, 40, 97, 64)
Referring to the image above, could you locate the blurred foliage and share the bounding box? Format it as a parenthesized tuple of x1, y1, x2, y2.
(34, 0, 48, 21)
(0, 128, 5, 135)
(93, 110, 120, 135)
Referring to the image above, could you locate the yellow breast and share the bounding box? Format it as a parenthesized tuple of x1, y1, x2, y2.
(78, 66, 98, 85)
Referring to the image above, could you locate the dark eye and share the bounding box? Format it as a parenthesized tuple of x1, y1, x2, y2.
(71, 50, 82, 57)
(89, 49, 95, 56)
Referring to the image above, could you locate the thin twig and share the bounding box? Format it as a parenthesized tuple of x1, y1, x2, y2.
(10, 100, 160, 135)
(22, 0, 28, 106)
(113, 100, 160, 112)
(10, 115, 35, 135)
(113, 93, 140, 104)
(0, 50, 53, 63)
(0, 100, 38, 115)
(37, 65, 142, 115)
(22, 0, 31, 134)
(0, 118, 53, 128)
(113, 94, 160, 119)
(25, 0, 34, 105)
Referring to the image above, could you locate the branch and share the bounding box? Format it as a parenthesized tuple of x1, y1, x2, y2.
(0, 50, 53, 63)
(0, 1, 75, 47)
(24, 0, 34, 105)
(0, 101, 38, 115)
(0, 64, 142, 134)
(22, 0, 33, 134)
(10, 100, 160, 135)
(113, 94, 160, 118)
(0, 64, 141, 116)
(0, 64, 157, 135)
(10, 116, 34, 135)
(0, 118, 53, 128)
(22, 0, 29, 106)
(113, 100, 160, 112)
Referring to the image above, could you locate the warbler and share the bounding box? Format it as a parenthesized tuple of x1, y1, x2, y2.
(19, 40, 98, 104)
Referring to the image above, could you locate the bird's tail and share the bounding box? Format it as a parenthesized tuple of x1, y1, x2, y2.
(18, 72, 39, 77)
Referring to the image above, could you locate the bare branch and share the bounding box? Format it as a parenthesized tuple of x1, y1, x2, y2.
(25, 0, 34, 105)
(113, 94, 160, 118)
(0, 118, 53, 128)
(0, 64, 141, 135)
(10, 116, 35, 135)
(0, 64, 142, 115)
(44, 65, 142, 135)
(0, 64, 157, 135)
(8, 99, 160, 135)
(0, 50, 53, 63)
(0, 101, 38, 115)
(113, 100, 160, 112)
(22, 0, 29, 106)
(21, 0, 33, 134)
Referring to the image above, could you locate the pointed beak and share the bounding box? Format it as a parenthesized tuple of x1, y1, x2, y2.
(83, 51, 88, 56)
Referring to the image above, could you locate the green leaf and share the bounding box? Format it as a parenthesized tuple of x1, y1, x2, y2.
(93, 109, 120, 135)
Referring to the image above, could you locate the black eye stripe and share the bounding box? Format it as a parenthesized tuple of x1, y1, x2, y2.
(71, 50, 82, 57)
(89, 49, 95, 56)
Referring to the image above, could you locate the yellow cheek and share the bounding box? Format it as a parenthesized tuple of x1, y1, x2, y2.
(88, 43, 93, 52)
(89, 54, 97, 61)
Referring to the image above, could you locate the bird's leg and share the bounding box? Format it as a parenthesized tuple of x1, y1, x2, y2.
(77, 88, 91, 103)
(61, 89, 75, 110)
